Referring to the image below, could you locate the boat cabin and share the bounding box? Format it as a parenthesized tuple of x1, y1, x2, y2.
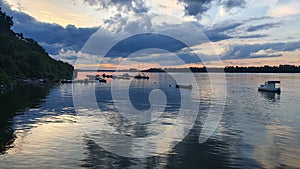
(258, 81, 281, 93)
(262, 81, 280, 88)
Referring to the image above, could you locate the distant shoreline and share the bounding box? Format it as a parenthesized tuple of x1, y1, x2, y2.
(75, 65, 300, 73)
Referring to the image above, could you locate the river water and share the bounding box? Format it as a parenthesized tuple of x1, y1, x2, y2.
(0, 73, 299, 169)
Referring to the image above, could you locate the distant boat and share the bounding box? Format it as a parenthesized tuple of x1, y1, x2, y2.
(60, 79, 73, 83)
(134, 73, 149, 80)
(85, 75, 106, 83)
(95, 75, 106, 83)
(121, 73, 131, 78)
(102, 74, 113, 78)
(112, 73, 131, 80)
(258, 81, 281, 93)
(175, 84, 193, 90)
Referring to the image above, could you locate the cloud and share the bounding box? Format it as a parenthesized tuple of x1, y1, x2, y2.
(248, 16, 272, 21)
(178, 0, 213, 17)
(3, 0, 298, 67)
(0, 0, 98, 55)
(81, 0, 148, 13)
(246, 22, 281, 32)
(103, 13, 152, 33)
(1, 0, 272, 58)
(126, 40, 300, 65)
(269, 0, 300, 17)
(249, 49, 282, 58)
(51, 49, 79, 65)
(78, 0, 248, 20)
(178, 0, 247, 18)
(218, 0, 246, 10)
(221, 41, 300, 60)
(210, 22, 243, 32)
(101, 33, 187, 58)
(204, 31, 232, 42)
(203, 18, 278, 41)
(238, 34, 269, 39)
(13, 18, 98, 55)
(58, 17, 282, 65)
(203, 21, 244, 42)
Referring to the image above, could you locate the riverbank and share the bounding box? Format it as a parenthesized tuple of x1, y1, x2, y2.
(0, 76, 63, 93)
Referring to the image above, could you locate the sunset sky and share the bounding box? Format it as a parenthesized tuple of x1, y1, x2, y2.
(1, 0, 300, 69)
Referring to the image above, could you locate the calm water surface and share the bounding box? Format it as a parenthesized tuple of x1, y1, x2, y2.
(0, 73, 299, 169)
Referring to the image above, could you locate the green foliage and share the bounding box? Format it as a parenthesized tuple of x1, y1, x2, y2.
(0, 71, 11, 84)
(0, 8, 73, 83)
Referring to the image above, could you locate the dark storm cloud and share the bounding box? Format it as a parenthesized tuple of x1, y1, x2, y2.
(178, 0, 213, 16)
(204, 19, 276, 41)
(1, 0, 297, 65)
(104, 33, 187, 57)
(178, 0, 247, 17)
(222, 41, 300, 60)
(82, 0, 148, 13)
(246, 22, 281, 32)
(14, 20, 97, 55)
(0, 0, 97, 55)
(203, 22, 244, 41)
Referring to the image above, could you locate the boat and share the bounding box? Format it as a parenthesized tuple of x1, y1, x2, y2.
(258, 81, 280, 93)
(60, 79, 73, 83)
(102, 74, 113, 78)
(97, 78, 107, 83)
(134, 73, 149, 80)
(120, 73, 131, 79)
(175, 84, 193, 89)
(85, 75, 106, 83)
(112, 73, 131, 80)
(95, 75, 107, 83)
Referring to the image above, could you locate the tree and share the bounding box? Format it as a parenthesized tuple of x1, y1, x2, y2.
(0, 8, 73, 83)
(0, 8, 13, 33)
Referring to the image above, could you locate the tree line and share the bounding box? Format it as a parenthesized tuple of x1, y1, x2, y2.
(0, 8, 73, 84)
(143, 65, 300, 73)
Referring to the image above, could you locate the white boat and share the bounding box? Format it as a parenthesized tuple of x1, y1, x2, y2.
(112, 73, 131, 80)
(258, 81, 281, 93)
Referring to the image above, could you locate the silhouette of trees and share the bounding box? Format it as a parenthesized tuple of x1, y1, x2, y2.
(144, 65, 300, 73)
(0, 8, 73, 83)
(224, 65, 300, 73)
(0, 8, 13, 33)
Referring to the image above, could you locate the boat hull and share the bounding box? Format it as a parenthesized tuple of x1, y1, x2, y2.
(175, 85, 193, 89)
(134, 76, 149, 80)
(258, 87, 281, 93)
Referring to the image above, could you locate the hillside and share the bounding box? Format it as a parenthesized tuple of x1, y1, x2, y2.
(0, 8, 73, 84)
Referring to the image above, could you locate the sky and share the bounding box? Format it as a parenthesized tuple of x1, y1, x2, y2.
(1, 0, 300, 69)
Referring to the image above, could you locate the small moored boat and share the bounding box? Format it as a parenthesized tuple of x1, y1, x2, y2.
(134, 73, 149, 80)
(112, 73, 131, 80)
(175, 84, 193, 90)
(258, 81, 281, 93)
(102, 74, 113, 78)
(60, 79, 73, 83)
(95, 75, 106, 83)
